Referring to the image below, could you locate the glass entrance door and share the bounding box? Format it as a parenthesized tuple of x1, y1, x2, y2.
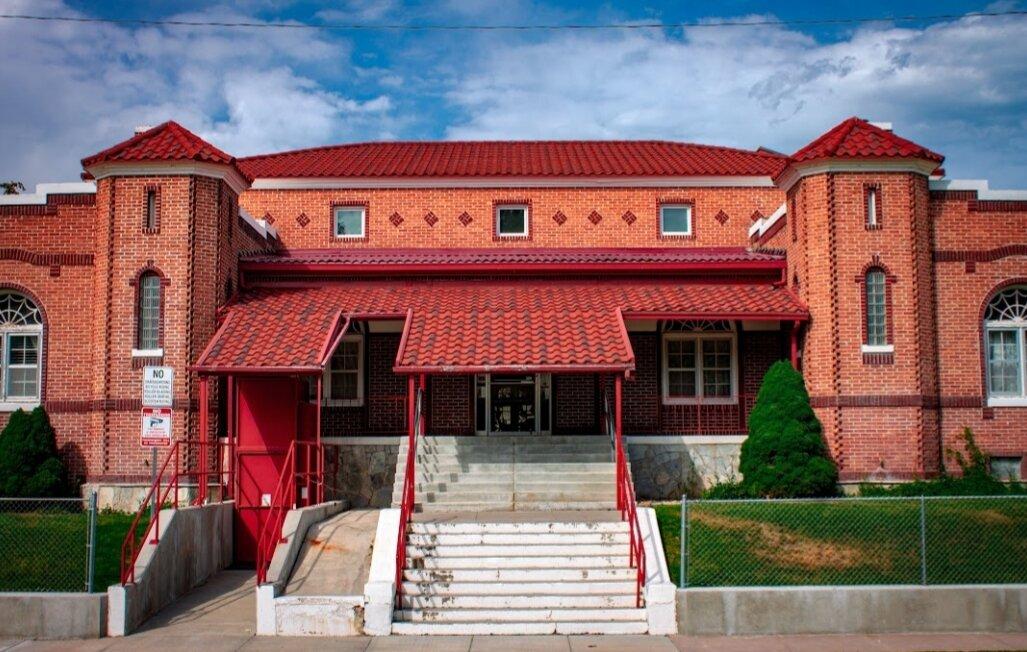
(475, 373, 551, 435)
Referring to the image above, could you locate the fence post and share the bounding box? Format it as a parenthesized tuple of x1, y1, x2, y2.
(87, 491, 98, 593)
(681, 495, 689, 588)
(919, 495, 927, 585)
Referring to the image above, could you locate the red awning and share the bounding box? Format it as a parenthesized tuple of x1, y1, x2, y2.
(193, 279, 807, 375)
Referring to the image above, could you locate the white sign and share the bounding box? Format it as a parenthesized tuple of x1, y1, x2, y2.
(141, 407, 173, 447)
(142, 366, 174, 408)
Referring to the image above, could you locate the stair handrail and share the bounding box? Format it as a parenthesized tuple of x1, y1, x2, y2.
(603, 389, 646, 608)
(395, 385, 424, 599)
(255, 439, 325, 584)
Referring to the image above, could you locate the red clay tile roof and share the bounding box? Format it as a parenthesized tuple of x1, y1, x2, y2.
(81, 121, 236, 168)
(195, 279, 807, 373)
(235, 141, 789, 179)
(791, 117, 943, 164)
(242, 247, 786, 268)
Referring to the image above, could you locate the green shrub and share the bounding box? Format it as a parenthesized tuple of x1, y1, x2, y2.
(701, 481, 752, 499)
(0, 407, 68, 497)
(860, 428, 1027, 496)
(737, 360, 838, 498)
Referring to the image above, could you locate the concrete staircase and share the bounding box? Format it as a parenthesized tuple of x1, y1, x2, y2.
(390, 435, 616, 513)
(392, 513, 646, 635)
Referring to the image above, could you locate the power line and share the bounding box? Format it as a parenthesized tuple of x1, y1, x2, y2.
(0, 10, 1025, 32)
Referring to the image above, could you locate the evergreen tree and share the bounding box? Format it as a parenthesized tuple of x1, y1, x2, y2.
(0, 407, 68, 497)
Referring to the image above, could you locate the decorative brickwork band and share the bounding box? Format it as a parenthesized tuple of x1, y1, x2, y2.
(969, 200, 1027, 212)
(0, 249, 93, 267)
(810, 395, 984, 408)
(935, 244, 1027, 263)
(0, 194, 95, 216)
(44, 398, 198, 413)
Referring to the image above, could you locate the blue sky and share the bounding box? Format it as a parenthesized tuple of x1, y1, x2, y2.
(2, 0, 1026, 186)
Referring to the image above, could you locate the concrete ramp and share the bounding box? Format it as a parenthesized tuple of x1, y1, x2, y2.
(285, 509, 377, 596)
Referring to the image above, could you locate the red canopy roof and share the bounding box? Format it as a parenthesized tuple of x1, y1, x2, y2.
(791, 117, 943, 164)
(236, 140, 789, 179)
(195, 279, 807, 375)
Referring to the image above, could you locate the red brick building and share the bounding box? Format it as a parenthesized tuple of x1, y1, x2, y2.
(1, 117, 1024, 508)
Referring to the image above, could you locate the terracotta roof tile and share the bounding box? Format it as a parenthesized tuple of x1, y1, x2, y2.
(791, 117, 943, 164)
(81, 121, 236, 168)
(195, 279, 807, 373)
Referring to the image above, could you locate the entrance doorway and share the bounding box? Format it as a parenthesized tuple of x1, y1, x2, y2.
(475, 373, 551, 435)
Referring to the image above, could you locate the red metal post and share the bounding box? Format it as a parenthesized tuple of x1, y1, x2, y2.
(316, 376, 324, 503)
(418, 374, 426, 434)
(615, 375, 624, 512)
(198, 377, 209, 505)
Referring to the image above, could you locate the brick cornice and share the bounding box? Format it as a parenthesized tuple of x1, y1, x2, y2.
(810, 394, 983, 408)
(934, 244, 1027, 263)
(0, 193, 95, 216)
(0, 249, 93, 267)
(969, 199, 1027, 212)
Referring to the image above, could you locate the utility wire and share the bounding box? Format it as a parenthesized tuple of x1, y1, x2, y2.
(0, 10, 1024, 32)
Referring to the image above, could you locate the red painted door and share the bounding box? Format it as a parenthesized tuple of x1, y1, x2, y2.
(234, 376, 303, 563)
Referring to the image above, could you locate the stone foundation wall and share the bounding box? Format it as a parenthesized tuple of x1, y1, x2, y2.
(327, 440, 400, 508)
(628, 437, 744, 499)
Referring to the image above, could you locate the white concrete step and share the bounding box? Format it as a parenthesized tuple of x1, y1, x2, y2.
(391, 620, 648, 635)
(394, 607, 645, 623)
(409, 521, 626, 535)
(407, 532, 630, 545)
(406, 543, 621, 558)
(399, 580, 636, 595)
(414, 501, 615, 512)
(399, 593, 637, 609)
(402, 567, 637, 582)
(404, 555, 629, 570)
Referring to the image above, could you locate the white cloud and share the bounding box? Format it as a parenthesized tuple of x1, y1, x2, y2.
(0, 1, 396, 185)
(445, 14, 1027, 185)
(316, 0, 399, 23)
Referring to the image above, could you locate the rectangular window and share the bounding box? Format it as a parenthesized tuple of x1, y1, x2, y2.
(4, 333, 39, 399)
(137, 274, 161, 350)
(662, 333, 736, 404)
(145, 190, 157, 231)
(660, 205, 692, 236)
(333, 207, 366, 238)
(866, 187, 878, 228)
(865, 271, 887, 346)
(496, 205, 528, 237)
(324, 336, 363, 406)
(987, 329, 1023, 397)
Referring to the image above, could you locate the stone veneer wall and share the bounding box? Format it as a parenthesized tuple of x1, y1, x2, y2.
(627, 437, 744, 499)
(327, 440, 400, 508)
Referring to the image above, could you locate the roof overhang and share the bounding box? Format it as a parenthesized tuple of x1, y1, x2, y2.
(775, 158, 940, 193)
(85, 161, 250, 195)
(248, 175, 777, 190)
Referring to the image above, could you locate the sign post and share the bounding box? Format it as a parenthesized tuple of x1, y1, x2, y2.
(141, 367, 174, 518)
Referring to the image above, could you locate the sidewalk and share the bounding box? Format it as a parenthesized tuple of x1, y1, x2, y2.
(1, 570, 1024, 651)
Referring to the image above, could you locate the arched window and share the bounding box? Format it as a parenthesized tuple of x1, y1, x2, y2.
(984, 286, 1027, 403)
(137, 273, 162, 351)
(0, 291, 43, 402)
(864, 269, 888, 346)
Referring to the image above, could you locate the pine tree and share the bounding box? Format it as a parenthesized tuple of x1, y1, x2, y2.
(0, 407, 68, 497)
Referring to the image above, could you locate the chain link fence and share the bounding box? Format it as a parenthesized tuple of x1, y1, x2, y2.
(671, 495, 1027, 588)
(0, 495, 98, 593)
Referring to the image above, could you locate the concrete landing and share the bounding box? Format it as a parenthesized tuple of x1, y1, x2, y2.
(284, 509, 378, 597)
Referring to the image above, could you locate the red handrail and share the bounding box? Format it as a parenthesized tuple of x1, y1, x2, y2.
(255, 440, 324, 584)
(120, 439, 236, 584)
(604, 381, 646, 608)
(395, 379, 424, 600)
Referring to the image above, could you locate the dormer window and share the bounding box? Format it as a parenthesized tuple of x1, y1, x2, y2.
(496, 205, 529, 237)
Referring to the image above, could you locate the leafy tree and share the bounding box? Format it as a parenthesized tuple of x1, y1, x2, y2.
(1, 181, 25, 195)
(736, 360, 838, 497)
(0, 407, 68, 497)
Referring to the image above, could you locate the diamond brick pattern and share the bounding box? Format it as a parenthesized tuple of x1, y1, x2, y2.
(621, 211, 637, 225)
(295, 212, 310, 227)
(263, 212, 275, 225)
(390, 212, 404, 227)
(458, 212, 473, 226)
(715, 210, 729, 225)
(423, 211, 438, 227)
(749, 210, 763, 222)
(792, 117, 943, 164)
(236, 140, 789, 180)
(588, 211, 603, 225)
(82, 121, 236, 167)
(552, 211, 567, 226)
(196, 278, 807, 372)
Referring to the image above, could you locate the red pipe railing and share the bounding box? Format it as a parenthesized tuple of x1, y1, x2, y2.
(604, 378, 646, 608)
(120, 438, 235, 584)
(395, 376, 425, 600)
(255, 439, 324, 584)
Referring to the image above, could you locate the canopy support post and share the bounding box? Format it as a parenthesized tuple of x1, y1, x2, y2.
(198, 376, 209, 505)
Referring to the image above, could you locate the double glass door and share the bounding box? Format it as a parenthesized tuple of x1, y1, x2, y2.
(475, 373, 551, 435)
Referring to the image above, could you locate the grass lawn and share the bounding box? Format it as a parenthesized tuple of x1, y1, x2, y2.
(0, 508, 147, 592)
(655, 497, 1027, 587)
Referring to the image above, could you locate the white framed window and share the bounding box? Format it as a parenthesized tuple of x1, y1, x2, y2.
(662, 329, 737, 405)
(660, 204, 692, 236)
(323, 335, 364, 406)
(865, 269, 887, 346)
(984, 286, 1027, 406)
(333, 206, 366, 238)
(0, 292, 43, 404)
(495, 205, 529, 237)
(137, 273, 161, 351)
(866, 187, 879, 228)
